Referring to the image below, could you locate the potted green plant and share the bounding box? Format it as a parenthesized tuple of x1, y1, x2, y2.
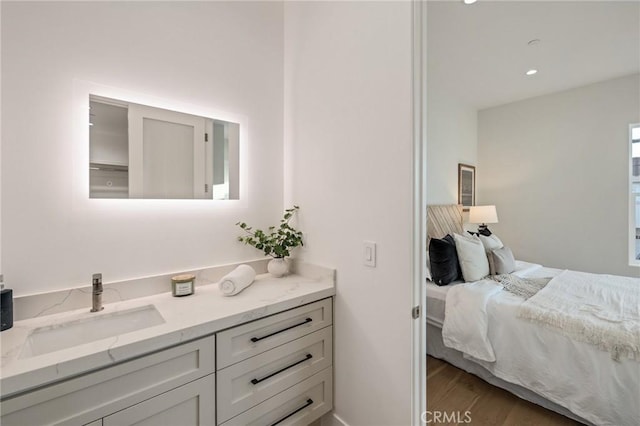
(236, 206, 304, 277)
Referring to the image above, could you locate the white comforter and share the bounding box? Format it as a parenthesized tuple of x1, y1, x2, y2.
(520, 270, 640, 361)
(442, 266, 640, 426)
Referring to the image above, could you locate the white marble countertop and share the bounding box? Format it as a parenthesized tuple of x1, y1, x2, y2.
(0, 266, 335, 399)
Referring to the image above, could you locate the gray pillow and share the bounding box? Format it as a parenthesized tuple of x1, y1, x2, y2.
(490, 246, 516, 275)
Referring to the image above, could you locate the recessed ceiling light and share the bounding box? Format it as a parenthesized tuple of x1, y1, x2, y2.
(526, 69, 538, 76)
(463, 0, 478, 4)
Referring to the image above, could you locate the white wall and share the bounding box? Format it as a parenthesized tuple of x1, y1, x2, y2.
(425, 1, 477, 207)
(426, 73, 478, 205)
(284, 2, 414, 425)
(1, 2, 284, 295)
(478, 74, 640, 277)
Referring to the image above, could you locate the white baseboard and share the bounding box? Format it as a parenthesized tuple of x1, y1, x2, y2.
(321, 411, 349, 426)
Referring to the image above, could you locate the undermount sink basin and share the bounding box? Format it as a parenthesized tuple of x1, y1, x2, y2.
(19, 305, 165, 359)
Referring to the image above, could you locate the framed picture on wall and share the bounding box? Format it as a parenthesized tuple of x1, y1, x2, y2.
(458, 163, 475, 211)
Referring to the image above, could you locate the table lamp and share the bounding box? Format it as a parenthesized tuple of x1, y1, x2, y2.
(469, 205, 498, 236)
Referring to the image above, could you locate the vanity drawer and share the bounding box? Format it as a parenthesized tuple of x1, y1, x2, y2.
(103, 373, 215, 426)
(217, 326, 332, 424)
(220, 367, 333, 426)
(217, 298, 332, 369)
(1, 335, 215, 426)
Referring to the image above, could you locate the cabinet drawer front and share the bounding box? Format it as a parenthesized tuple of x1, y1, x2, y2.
(220, 368, 333, 426)
(1, 336, 215, 426)
(217, 298, 332, 369)
(104, 374, 215, 426)
(217, 327, 332, 424)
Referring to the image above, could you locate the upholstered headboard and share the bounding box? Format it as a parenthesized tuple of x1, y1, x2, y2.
(427, 204, 463, 240)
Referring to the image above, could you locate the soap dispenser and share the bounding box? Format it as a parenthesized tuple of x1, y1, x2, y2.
(1, 275, 13, 331)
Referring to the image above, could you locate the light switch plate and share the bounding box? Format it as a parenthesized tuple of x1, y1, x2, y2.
(363, 241, 376, 267)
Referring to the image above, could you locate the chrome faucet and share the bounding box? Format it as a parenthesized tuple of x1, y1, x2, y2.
(90, 273, 104, 312)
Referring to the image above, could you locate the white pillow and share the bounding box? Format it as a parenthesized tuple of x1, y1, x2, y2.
(479, 234, 503, 274)
(479, 234, 503, 252)
(453, 233, 490, 282)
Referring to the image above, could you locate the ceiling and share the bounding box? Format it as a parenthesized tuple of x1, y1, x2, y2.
(427, 0, 640, 110)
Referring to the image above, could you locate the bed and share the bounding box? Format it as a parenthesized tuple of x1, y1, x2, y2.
(426, 205, 640, 426)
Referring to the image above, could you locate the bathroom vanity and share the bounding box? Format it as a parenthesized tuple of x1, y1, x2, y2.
(0, 265, 335, 426)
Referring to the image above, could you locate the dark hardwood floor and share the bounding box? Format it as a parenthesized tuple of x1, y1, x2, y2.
(427, 356, 583, 426)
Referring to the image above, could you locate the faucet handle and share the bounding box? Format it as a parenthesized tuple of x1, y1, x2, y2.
(90, 273, 104, 313)
(92, 274, 103, 293)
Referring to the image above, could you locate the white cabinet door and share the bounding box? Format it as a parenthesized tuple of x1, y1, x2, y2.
(103, 374, 215, 426)
(128, 104, 206, 199)
(84, 420, 102, 426)
(1, 336, 215, 426)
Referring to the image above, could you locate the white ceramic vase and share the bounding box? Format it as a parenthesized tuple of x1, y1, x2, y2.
(267, 258, 289, 278)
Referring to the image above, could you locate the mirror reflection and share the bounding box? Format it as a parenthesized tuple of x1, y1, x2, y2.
(89, 95, 239, 199)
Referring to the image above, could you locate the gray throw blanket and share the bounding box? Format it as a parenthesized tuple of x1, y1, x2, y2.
(493, 274, 552, 300)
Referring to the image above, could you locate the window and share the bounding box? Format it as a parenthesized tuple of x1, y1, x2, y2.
(631, 124, 640, 265)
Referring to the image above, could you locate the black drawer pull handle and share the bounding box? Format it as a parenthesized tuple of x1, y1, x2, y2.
(270, 398, 314, 426)
(251, 354, 313, 385)
(250, 318, 312, 343)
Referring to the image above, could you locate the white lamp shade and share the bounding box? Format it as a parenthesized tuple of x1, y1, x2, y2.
(469, 205, 498, 224)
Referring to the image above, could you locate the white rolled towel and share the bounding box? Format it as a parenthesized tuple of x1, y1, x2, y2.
(219, 264, 256, 296)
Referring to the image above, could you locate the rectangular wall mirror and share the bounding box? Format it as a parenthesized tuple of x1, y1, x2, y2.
(89, 95, 240, 199)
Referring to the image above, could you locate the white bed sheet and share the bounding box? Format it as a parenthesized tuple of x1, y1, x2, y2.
(441, 267, 640, 426)
(425, 260, 546, 327)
